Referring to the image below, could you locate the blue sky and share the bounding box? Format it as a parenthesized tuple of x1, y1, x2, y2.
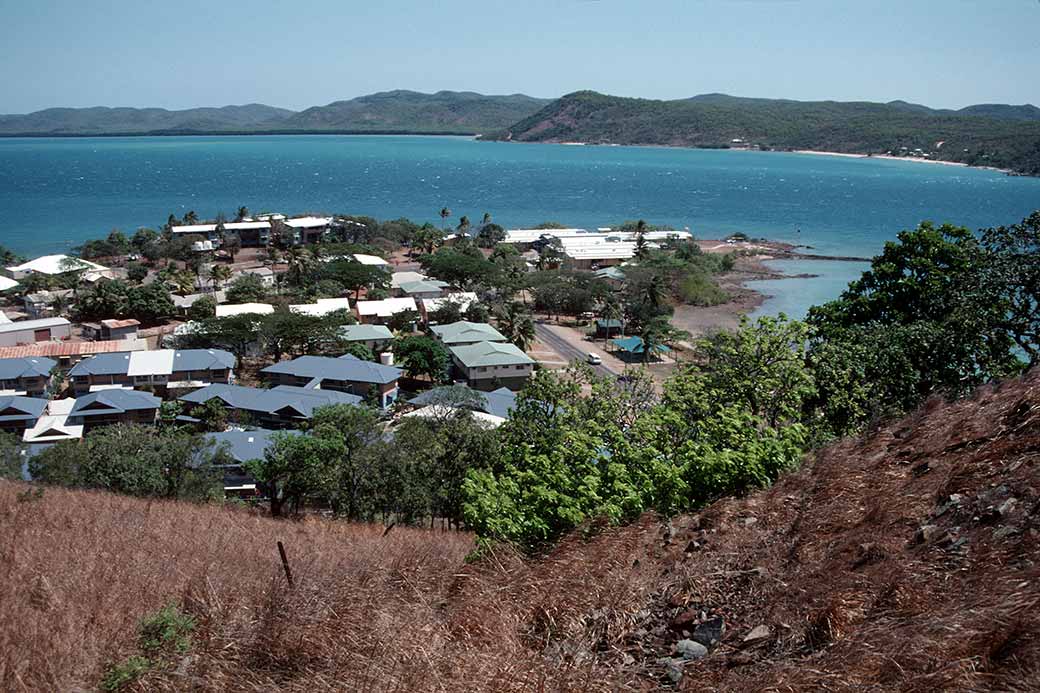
(3, 0, 1039, 113)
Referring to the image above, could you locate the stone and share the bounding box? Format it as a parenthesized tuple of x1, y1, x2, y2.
(692, 616, 725, 647)
(914, 524, 944, 544)
(742, 624, 772, 644)
(675, 639, 708, 660)
(656, 657, 684, 683)
(998, 498, 1018, 516)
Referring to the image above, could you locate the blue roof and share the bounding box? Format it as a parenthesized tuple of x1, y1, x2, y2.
(68, 389, 161, 418)
(180, 383, 362, 418)
(262, 354, 401, 385)
(0, 357, 56, 381)
(69, 349, 235, 377)
(611, 336, 671, 354)
(0, 395, 48, 422)
(409, 385, 517, 420)
(204, 429, 301, 463)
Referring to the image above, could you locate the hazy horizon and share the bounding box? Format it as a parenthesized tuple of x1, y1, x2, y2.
(4, 0, 1039, 114)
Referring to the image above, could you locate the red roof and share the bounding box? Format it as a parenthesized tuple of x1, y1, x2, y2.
(101, 318, 141, 329)
(0, 339, 147, 359)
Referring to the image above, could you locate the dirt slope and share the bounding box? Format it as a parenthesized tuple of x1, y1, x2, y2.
(2, 371, 1038, 691)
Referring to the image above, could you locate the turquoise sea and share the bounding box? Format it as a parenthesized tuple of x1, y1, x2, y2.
(1, 135, 1038, 316)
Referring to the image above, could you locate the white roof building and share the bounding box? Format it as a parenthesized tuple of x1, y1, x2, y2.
(22, 398, 83, 444)
(289, 298, 352, 317)
(356, 297, 417, 319)
(170, 221, 273, 235)
(353, 253, 390, 267)
(0, 276, 19, 292)
(503, 228, 590, 245)
(284, 216, 332, 229)
(6, 255, 107, 278)
(390, 271, 427, 289)
(215, 303, 275, 318)
(421, 292, 478, 316)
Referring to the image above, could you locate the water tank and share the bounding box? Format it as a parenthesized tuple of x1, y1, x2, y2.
(379, 352, 394, 366)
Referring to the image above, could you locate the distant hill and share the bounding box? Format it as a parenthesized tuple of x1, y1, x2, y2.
(0, 91, 550, 136)
(486, 91, 1040, 175)
(279, 90, 551, 133)
(0, 104, 294, 135)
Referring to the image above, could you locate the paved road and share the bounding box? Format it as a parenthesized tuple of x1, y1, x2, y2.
(534, 322, 617, 378)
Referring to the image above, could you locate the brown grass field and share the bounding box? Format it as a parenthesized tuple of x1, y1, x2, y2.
(2, 369, 1039, 691)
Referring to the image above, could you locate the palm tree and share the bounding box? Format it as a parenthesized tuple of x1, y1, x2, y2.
(183, 210, 199, 225)
(482, 212, 492, 225)
(633, 219, 650, 261)
(439, 207, 452, 227)
(210, 264, 232, 289)
(600, 296, 623, 341)
(457, 216, 471, 236)
(537, 244, 564, 271)
(169, 270, 196, 296)
(497, 302, 536, 352)
(286, 247, 315, 287)
(236, 206, 249, 221)
(641, 273, 666, 309)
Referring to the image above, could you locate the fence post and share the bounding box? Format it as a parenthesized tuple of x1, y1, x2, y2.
(277, 540, 294, 588)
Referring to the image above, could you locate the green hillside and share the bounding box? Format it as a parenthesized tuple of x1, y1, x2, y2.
(487, 91, 1040, 175)
(278, 90, 551, 133)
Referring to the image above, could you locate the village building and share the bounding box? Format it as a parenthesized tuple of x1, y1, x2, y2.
(23, 289, 74, 319)
(65, 389, 161, 432)
(215, 302, 274, 318)
(339, 324, 393, 353)
(430, 320, 508, 347)
(261, 354, 403, 408)
(352, 253, 391, 269)
(0, 276, 19, 292)
(68, 348, 236, 396)
(0, 338, 147, 369)
(0, 356, 57, 396)
(0, 395, 48, 434)
(172, 291, 227, 314)
(447, 341, 535, 391)
(502, 228, 590, 251)
(390, 271, 427, 292)
(21, 398, 83, 444)
(356, 297, 417, 325)
(420, 293, 479, 322)
(289, 297, 352, 317)
(4, 254, 107, 280)
(236, 266, 275, 286)
(0, 317, 73, 347)
(80, 318, 140, 342)
(179, 384, 362, 429)
(285, 216, 333, 244)
(396, 279, 449, 300)
(407, 384, 517, 422)
(202, 428, 301, 496)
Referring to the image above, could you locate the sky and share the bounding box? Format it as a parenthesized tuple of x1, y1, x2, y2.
(2, 0, 1039, 114)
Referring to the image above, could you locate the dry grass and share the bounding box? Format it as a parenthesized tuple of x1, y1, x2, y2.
(3, 370, 1040, 691)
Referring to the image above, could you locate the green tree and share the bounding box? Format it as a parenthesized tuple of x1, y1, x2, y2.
(0, 433, 24, 480)
(209, 264, 232, 289)
(394, 335, 451, 382)
(225, 273, 269, 303)
(246, 433, 344, 516)
(186, 295, 217, 321)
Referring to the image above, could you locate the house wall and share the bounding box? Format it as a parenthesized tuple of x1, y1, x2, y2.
(71, 368, 231, 395)
(0, 375, 51, 396)
(456, 362, 534, 392)
(0, 323, 73, 347)
(75, 408, 157, 432)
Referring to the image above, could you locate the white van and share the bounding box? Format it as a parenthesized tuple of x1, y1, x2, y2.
(586, 352, 602, 365)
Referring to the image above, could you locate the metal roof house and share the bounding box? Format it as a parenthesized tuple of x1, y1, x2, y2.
(262, 355, 402, 408)
(0, 395, 48, 434)
(68, 349, 235, 395)
(0, 317, 73, 347)
(397, 279, 449, 300)
(355, 297, 418, 325)
(180, 384, 362, 429)
(203, 428, 302, 496)
(21, 398, 82, 444)
(430, 321, 507, 347)
(0, 356, 56, 396)
(448, 341, 535, 391)
(409, 385, 517, 421)
(339, 324, 393, 352)
(65, 389, 161, 431)
(5, 254, 107, 280)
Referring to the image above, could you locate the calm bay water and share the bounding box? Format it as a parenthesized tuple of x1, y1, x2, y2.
(1, 135, 1037, 316)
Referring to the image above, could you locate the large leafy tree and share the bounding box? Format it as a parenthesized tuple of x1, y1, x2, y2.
(246, 433, 345, 517)
(225, 273, 269, 303)
(323, 258, 390, 300)
(496, 302, 536, 352)
(394, 335, 451, 382)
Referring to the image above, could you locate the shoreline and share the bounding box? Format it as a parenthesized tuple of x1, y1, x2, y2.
(788, 149, 1013, 174)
